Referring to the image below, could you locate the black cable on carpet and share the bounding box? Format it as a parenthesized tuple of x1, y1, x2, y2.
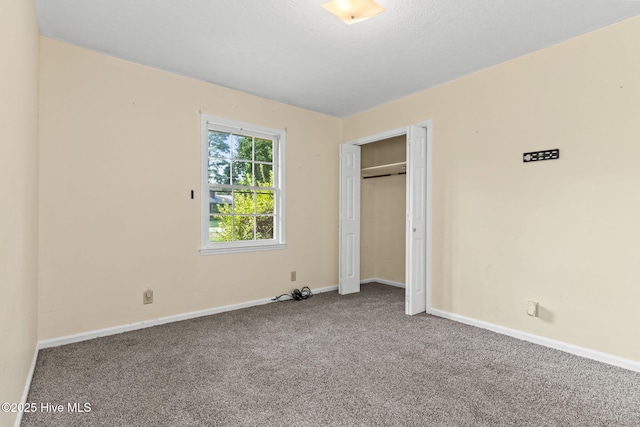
(272, 286, 313, 301)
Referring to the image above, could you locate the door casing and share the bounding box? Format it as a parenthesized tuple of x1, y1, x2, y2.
(338, 121, 433, 314)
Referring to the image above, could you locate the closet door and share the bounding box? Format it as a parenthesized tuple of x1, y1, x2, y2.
(406, 126, 427, 315)
(339, 144, 361, 295)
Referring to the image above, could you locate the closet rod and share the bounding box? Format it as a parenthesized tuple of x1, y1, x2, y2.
(362, 172, 406, 180)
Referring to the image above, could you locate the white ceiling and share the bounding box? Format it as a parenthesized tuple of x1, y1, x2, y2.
(35, 0, 640, 118)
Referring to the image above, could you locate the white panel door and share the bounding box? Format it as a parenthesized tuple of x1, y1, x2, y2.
(405, 126, 427, 315)
(339, 144, 361, 295)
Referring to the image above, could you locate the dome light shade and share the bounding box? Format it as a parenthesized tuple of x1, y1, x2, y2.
(321, 0, 385, 25)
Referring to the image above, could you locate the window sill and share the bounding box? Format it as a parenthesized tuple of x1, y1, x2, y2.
(199, 243, 286, 256)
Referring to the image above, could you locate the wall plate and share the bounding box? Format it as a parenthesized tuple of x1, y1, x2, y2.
(523, 149, 559, 163)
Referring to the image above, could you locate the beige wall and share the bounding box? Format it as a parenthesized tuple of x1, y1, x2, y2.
(0, 1, 39, 425)
(361, 137, 406, 283)
(344, 16, 640, 361)
(38, 38, 342, 340)
(361, 135, 406, 168)
(361, 175, 406, 283)
(29, 13, 640, 364)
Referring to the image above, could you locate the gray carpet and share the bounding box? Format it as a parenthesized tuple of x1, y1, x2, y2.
(22, 283, 640, 426)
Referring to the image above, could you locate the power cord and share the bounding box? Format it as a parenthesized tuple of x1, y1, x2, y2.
(272, 286, 313, 302)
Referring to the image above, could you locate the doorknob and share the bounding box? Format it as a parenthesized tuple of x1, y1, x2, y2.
(413, 228, 416, 232)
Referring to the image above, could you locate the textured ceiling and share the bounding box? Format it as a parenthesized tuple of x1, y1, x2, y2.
(35, 0, 640, 117)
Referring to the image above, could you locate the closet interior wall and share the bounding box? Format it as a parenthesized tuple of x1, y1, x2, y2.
(360, 136, 407, 285)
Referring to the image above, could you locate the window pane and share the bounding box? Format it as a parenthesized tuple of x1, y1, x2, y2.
(256, 216, 274, 240)
(234, 216, 255, 241)
(256, 191, 274, 214)
(209, 215, 232, 242)
(255, 138, 273, 162)
(233, 190, 255, 214)
(232, 161, 253, 185)
(202, 117, 283, 251)
(208, 159, 231, 185)
(232, 135, 253, 160)
(209, 188, 232, 214)
(208, 131, 231, 158)
(255, 163, 273, 187)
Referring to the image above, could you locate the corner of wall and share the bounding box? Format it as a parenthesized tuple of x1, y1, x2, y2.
(0, 1, 40, 426)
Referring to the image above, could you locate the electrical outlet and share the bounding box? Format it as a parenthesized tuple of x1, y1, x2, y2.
(527, 301, 538, 317)
(290, 271, 296, 281)
(143, 288, 153, 305)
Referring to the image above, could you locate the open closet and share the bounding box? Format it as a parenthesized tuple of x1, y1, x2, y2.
(339, 122, 430, 315)
(360, 136, 407, 287)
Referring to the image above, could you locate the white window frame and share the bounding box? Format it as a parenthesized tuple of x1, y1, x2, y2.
(200, 114, 286, 255)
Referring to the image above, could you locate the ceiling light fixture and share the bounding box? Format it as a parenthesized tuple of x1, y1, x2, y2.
(321, 0, 385, 25)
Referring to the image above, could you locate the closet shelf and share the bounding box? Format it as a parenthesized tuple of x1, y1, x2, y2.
(361, 162, 406, 178)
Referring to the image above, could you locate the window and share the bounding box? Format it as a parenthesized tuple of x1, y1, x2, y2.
(200, 115, 285, 255)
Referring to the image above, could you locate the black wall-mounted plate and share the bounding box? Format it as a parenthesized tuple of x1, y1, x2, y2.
(523, 149, 559, 163)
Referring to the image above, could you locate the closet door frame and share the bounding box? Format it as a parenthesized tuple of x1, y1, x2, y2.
(338, 120, 433, 315)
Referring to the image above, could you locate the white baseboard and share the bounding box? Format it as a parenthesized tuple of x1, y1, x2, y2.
(21, 286, 638, 416)
(361, 278, 405, 289)
(39, 285, 339, 350)
(15, 346, 39, 427)
(429, 308, 640, 373)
